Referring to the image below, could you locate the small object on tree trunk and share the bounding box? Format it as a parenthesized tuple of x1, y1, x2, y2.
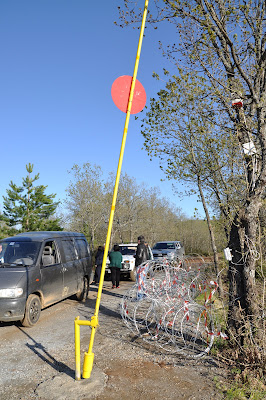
(232, 98, 243, 108)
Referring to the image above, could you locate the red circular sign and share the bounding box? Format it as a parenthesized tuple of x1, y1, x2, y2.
(111, 75, 146, 114)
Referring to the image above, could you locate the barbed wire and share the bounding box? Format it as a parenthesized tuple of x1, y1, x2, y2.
(120, 256, 228, 359)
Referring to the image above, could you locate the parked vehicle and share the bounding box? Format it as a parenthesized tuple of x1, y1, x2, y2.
(105, 243, 153, 281)
(152, 241, 185, 260)
(0, 231, 92, 327)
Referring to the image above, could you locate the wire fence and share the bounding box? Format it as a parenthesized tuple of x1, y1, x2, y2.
(120, 256, 228, 359)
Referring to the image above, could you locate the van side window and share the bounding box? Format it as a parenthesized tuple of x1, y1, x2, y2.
(75, 239, 89, 259)
(42, 241, 59, 266)
(62, 239, 77, 262)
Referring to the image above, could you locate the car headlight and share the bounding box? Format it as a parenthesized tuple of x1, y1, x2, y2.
(0, 288, 23, 298)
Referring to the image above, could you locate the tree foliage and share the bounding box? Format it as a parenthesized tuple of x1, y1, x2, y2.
(2, 163, 62, 232)
(118, 0, 266, 343)
(64, 162, 215, 253)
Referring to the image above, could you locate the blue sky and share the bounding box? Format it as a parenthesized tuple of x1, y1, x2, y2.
(0, 0, 203, 218)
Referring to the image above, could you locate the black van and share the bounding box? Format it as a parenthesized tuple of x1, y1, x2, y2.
(0, 231, 92, 327)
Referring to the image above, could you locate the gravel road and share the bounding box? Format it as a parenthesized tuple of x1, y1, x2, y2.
(0, 279, 227, 399)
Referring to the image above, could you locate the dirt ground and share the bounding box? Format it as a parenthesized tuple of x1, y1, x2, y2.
(0, 279, 228, 399)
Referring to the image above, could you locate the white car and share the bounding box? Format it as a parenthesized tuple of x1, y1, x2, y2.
(105, 243, 153, 281)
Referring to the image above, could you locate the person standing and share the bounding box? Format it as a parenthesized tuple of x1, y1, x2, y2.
(0, 244, 4, 263)
(135, 235, 149, 268)
(108, 244, 123, 289)
(94, 245, 104, 284)
(134, 236, 149, 298)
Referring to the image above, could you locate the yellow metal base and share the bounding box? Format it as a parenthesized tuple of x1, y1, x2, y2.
(82, 352, 94, 379)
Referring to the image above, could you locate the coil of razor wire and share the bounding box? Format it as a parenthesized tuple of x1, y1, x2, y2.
(121, 256, 227, 359)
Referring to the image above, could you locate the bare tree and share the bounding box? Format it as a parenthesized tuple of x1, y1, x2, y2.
(65, 163, 108, 252)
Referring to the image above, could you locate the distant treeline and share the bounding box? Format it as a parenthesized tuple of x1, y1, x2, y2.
(64, 163, 226, 254)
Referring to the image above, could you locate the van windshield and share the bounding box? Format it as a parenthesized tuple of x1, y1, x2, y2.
(0, 241, 41, 266)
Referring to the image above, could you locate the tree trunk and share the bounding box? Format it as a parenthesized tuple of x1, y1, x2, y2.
(242, 203, 260, 326)
(227, 105, 264, 340)
(197, 176, 223, 297)
(227, 203, 261, 339)
(227, 215, 246, 336)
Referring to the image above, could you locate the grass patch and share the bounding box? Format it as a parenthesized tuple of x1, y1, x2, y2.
(215, 375, 266, 400)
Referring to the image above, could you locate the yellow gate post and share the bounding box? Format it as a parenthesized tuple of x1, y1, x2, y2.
(80, 0, 149, 380)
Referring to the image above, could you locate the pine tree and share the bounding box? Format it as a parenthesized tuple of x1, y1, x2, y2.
(2, 163, 62, 232)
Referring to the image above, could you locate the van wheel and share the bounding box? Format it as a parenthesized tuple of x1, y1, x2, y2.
(21, 294, 41, 327)
(76, 277, 89, 302)
(130, 269, 136, 282)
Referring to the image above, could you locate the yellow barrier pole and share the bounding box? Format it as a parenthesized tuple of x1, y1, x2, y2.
(74, 317, 81, 380)
(82, 0, 149, 379)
